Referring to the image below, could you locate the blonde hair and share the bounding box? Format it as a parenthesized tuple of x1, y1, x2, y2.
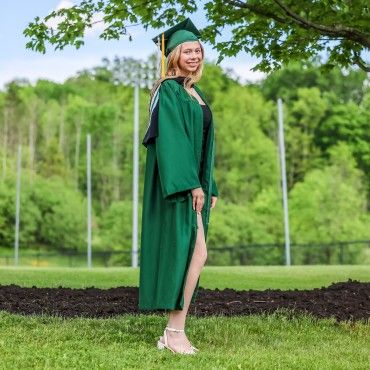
(149, 41, 204, 105)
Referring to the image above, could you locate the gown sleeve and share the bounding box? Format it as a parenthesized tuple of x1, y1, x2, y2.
(155, 81, 202, 202)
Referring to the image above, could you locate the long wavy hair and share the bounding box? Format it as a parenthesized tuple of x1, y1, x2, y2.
(149, 41, 204, 106)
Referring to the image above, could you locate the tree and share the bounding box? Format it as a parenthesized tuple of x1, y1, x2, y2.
(285, 87, 328, 187)
(260, 60, 368, 104)
(208, 83, 278, 203)
(99, 200, 137, 264)
(18, 87, 43, 182)
(65, 95, 93, 189)
(23, 0, 369, 72)
(37, 137, 71, 180)
(316, 91, 370, 196)
(289, 143, 369, 263)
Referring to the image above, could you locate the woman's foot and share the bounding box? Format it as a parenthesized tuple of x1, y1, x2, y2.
(159, 327, 195, 354)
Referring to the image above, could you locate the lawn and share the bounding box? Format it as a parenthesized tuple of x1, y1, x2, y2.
(0, 265, 369, 369)
(0, 264, 369, 290)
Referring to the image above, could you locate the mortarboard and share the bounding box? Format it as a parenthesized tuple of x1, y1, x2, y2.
(152, 18, 201, 78)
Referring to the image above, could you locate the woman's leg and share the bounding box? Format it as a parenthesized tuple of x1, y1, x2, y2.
(163, 212, 207, 350)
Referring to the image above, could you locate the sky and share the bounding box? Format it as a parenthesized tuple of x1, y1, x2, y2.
(0, 0, 266, 90)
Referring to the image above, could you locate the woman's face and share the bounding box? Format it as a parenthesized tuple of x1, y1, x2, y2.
(178, 41, 203, 75)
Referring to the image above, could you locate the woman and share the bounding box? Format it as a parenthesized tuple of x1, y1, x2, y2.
(139, 18, 219, 355)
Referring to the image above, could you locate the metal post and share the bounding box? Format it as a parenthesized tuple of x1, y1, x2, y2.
(87, 134, 92, 268)
(277, 98, 291, 266)
(132, 81, 139, 268)
(14, 145, 21, 266)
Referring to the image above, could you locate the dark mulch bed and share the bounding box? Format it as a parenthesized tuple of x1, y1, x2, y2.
(0, 279, 369, 323)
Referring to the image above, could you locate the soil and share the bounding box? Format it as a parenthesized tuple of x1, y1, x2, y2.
(0, 279, 369, 323)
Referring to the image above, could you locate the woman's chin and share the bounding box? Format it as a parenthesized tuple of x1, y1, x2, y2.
(184, 67, 198, 73)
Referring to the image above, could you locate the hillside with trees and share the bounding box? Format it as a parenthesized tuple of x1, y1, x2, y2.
(0, 58, 368, 265)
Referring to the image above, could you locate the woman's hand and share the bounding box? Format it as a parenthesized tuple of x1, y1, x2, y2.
(191, 187, 204, 214)
(191, 188, 218, 213)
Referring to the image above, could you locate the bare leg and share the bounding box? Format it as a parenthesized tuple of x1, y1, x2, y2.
(160, 212, 207, 351)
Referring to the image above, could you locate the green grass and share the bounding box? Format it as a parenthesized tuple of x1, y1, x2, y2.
(0, 266, 369, 369)
(0, 246, 115, 268)
(0, 264, 369, 290)
(0, 311, 369, 369)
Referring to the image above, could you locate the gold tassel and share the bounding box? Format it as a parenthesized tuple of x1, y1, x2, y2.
(161, 32, 165, 78)
(157, 36, 161, 77)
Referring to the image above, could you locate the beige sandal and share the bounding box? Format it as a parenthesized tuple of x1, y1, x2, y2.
(157, 327, 198, 355)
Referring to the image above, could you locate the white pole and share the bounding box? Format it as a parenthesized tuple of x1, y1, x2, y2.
(277, 98, 291, 266)
(132, 81, 139, 268)
(14, 145, 21, 266)
(87, 134, 92, 268)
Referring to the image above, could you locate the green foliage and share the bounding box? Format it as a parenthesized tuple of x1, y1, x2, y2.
(212, 84, 278, 203)
(316, 93, 370, 193)
(285, 87, 328, 186)
(250, 187, 284, 244)
(196, 63, 240, 103)
(37, 138, 71, 179)
(0, 178, 40, 247)
(98, 200, 142, 265)
(0, 58, 369, 265)
(260, 61, 368, 103)
(29, 176, 87, 251)
(0, 175, 87, 251)
(207, 201, 252, 265)
(289, 143, 369, 264)
(23, 1, 369, 72)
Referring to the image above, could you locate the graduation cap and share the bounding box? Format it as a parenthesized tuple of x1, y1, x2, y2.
(152, 18, 201, 78)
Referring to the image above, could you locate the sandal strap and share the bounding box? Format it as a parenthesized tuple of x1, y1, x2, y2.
(165, 326, 185, 333)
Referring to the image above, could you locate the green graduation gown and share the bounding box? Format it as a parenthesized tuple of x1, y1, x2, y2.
(138, 78, 218, 311)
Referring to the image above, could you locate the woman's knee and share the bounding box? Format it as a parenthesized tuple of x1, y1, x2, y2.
(201, 247, 208, 265)
(195, 242, 207, 265)
(195, 213, 207, 264)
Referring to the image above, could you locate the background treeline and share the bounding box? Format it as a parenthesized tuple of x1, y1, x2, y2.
(0, 56, 369, 265)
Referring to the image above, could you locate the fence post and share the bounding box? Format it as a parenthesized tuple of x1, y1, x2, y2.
(87, 134, 92, 269)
